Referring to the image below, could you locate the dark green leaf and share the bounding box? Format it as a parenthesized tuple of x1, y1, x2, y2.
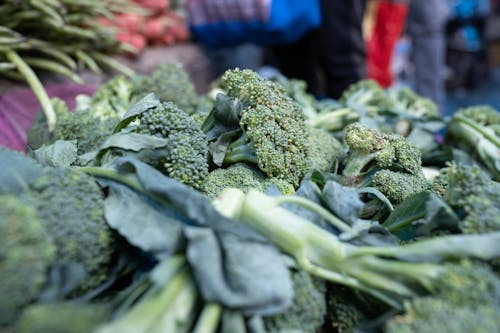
(103, 183, 184, 259)
(321, 181, 364, 224)
(202, 93, 243, 141)
(113, 93, 160, 132)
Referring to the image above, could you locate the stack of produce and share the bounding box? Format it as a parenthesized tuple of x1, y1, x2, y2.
(98, 0, 190, 52)
(0, 0, 136, 132)
(1, 66, 499, 333)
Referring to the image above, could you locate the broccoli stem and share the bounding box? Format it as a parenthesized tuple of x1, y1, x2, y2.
(342, 151, 378, 178)
(273, 195, 352, 232)
(6, 50, 56, 132)
(454, 115, 500, 147)
(308, 107, 359, 131)
(223, 134, 259, 165)
(192, 303, 223, 333)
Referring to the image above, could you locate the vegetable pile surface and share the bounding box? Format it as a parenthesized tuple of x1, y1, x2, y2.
(1, 68, 500, 333)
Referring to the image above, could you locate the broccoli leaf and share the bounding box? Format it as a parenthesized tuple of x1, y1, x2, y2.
(113, 93, 160, 132)
(321, 181, 364, 225)
(383, 191, 460, 239)
(31, 140, 78, 167)
(103, 183, 184, 259)
(0, 147, 44, 194)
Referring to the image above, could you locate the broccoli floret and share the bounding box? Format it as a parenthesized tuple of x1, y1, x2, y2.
(263, 269, 326, 333)
(371, 170, 430, 204)
(22, 167, 115, 292)
(211, 69, 310, 187)
(0, 196, 55, 325)
(15, 302, 110, 333)
(202, 163, 294, 199)
(446, 105, 500, 180)
(271, 73, 319, 120)
(326, 285, 366, 333)
(132, 63, 199, 114)
(307, 127, 345, 173)
(386, 298, 500, 333)
(432, 163, 500, 234)
(130, 101, 209, 189)
(342, 123, 422, 180)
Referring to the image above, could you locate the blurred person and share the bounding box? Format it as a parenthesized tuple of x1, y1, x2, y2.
(367, 0, 410, 88)
(407, 0, 449, 109)
(271, 0, 368, 99)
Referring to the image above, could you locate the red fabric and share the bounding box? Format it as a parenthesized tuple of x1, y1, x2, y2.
(0, 84, 96, 152)
(367, 1, 409, 88)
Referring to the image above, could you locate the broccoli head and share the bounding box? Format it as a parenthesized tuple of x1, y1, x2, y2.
(307, 127, 345, 173)
(371, 170, 430, 205)
(15, 302, 110, 333)
(202, 163, 294, 199)
(132, 63, 199, 114)
(130, 100, 209, 189)
(263, 269, 326, 333)
(432, 163, 500, 234)
(0, 195, 55, 325)
(22, 167, 115, 292)
(385, 297, 500, 333)
(325, 285, 366, 333)
(213, 69, 310, 187)
(342, 123, 422, 181)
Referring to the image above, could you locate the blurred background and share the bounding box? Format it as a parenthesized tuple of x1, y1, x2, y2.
(1, 0, 499, 149)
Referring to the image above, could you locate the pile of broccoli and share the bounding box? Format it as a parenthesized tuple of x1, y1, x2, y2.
(4, 66, 499, 333)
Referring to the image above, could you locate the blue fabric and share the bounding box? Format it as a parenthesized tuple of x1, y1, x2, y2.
(189, 0, 321, 47)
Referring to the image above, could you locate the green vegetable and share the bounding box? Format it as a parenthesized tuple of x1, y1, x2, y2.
(215, 187, 500, 309)
(16, 302, 110, 333)
(21, 167, 115, 292)
(0, 195, 55, 325)
(263, 269, 326, 333)
(118, 98, 209, 189)
(202, 163, 294, 199)
(433, 162, 500, 234)
(446, 105, 500, 180)
(205, 68, 310, 187)
(132, 63, 199, 115)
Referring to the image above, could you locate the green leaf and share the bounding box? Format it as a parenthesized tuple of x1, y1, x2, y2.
(202, 93, 243, 141)
(113, 93, 160, 132)
(103, 183, 184, 259)
(32, 140, 78, 167)
(383, 191, 459, 239)
(321, 181, 364, 224)
(0, 147, 43, 195)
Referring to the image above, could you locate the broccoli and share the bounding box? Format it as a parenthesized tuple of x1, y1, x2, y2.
(307, 80, 392, 132)
(446, 105, 500, 180)
(387, 87, 439, 120)
(307, 127, 345, 173)
(342, 123, 423, 181)
(214, 188, 500, 309)
(21, 167, 115, 292)
(15, 302, 110, 333)
(385, 297, 500, 333)
(270, 73, 319, 120)
(0, 195, 55, 325)
(96, 256, 213, 333)
(371, 170, 430, 205)
(202, 163, 294, 199)
(432, 163, 500, 234)
(263, 269, 326, 333)
(325, 285, 366, 333)
(120, 100, 209, 189)
(28, 76, 134, 155)
(205, 69, 310, 187)
(132, 63, 199, 114)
